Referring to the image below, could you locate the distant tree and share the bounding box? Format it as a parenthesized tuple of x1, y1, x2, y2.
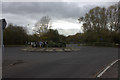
(40, 29, 60, 42)
(78, 7, 108, 32)
(107, 4, 119, 32)
(3, 24, 28, 45)
(34, 16, 51, 37)
(59, 35, 66, 43)
(78, 4, 119, 33)
(27, 34, 39, 42)
(118, 1, 120, 33)
(78, 2, 120, 44)
(66, 33, 82, 44)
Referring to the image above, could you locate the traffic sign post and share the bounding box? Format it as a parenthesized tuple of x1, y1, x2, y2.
(0, 19, 7, 79)
(0, 19, 7, 46)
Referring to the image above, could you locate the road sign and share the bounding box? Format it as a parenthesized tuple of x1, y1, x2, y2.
(0, 19, 7, 30)
(0, 19, 7, 80)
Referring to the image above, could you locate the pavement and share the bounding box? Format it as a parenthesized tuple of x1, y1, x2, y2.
(2, 45, 118, 78)
(0, 47, 2, 79)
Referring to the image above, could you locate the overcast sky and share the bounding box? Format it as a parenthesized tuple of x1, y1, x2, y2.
(1, 1, 118, 36)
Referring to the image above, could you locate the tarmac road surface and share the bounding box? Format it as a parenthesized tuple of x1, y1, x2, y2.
(2, 45, 118, 78)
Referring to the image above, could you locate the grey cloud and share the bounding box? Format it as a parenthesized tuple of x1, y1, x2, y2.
(1, 2, 117, 35)
(2, 2, 117, 24)
(1, 2, 99, 19)
(2, 2, 117, 20)
(1, 2, 91, 26)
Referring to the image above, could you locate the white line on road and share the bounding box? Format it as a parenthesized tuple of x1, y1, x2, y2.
(97, 59, 120, 78)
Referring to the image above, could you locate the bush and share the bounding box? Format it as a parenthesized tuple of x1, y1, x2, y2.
(47, 41, 66, 47)
(85, 42, 118, 47)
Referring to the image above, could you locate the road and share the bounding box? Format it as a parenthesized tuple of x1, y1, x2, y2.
(0, 47, 2, 79)
(3, 45, 118, 78)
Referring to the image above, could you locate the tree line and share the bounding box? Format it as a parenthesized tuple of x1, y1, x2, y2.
(77, 3, 120, 45)
(3, 24, 66, 45)
(3, 3, 120, 46)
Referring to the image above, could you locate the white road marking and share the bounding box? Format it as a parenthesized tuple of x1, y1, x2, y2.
(97, 59, 120, 78)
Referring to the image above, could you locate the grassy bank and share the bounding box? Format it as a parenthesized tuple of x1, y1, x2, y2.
(78, 42, 119, 47)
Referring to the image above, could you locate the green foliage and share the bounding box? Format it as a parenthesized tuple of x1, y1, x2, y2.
(84, 42, 118, 47)
(3, 24, 28, 45)
(78, 4, 119, 32)
(3, 3, 120, 47)
(3, 25, 67, 45)
(39, 29, 60, 42)
(47, 41, 66, 47)
(27, 34, 40, 42)
(66, 33, 82, 44)
(77, 3, 120, 46)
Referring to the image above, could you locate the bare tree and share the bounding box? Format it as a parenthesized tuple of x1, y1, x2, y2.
(34, 16, 51, 36)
